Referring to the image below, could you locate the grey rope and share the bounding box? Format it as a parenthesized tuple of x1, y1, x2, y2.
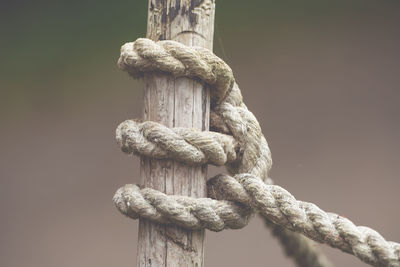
(114, 38, 400, 267)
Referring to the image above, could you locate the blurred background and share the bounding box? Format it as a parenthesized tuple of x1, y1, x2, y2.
(1, 0, 399, 266)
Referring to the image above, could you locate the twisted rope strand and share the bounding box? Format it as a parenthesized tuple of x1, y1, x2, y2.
(114, 38, 400, 267)
(114, 174, 400, 267)
(116, 120, 239, 166)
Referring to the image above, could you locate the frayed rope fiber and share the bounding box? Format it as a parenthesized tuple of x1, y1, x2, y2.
(113, 38, 400, 267)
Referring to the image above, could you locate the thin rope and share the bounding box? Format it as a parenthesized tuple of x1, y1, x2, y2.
(114, 38, 400, 267)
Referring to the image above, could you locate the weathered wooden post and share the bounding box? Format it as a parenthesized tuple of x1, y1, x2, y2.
(138, 0, 215, 266)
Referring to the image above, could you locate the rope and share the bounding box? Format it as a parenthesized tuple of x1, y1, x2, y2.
(114, 38, 400, 267)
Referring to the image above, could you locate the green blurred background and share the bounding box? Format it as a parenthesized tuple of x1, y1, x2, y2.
(1, 1, 400, 266)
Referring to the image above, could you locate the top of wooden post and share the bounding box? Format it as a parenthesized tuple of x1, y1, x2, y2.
(147, 0, 215, 50)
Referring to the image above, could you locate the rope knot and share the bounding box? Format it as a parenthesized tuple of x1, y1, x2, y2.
(114, 38, 400, 267)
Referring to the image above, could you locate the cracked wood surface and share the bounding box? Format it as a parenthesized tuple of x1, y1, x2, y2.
(137, 0, 215, 266)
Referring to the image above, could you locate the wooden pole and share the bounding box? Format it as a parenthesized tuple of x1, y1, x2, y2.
(138, 0, 215, 266)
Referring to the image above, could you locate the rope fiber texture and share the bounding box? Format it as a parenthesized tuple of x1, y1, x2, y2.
(114, 38, 400, 267)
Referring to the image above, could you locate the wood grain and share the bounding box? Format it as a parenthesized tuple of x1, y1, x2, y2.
(137, 0, 215, 266)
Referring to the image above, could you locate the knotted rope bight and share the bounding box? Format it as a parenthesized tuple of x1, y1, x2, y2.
(113, 38, 400, 267)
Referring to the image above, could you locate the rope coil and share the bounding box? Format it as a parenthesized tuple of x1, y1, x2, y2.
(114, 38, 400, 267)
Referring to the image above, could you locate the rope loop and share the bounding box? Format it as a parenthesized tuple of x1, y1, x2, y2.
(114, 38, 400, 267)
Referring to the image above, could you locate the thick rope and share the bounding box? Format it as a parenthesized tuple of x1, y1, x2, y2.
(116, 38, 325, 266)
(114, 38, 400, 267)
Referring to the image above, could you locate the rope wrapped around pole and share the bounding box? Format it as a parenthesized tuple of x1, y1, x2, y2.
(113, 38, 400, 267)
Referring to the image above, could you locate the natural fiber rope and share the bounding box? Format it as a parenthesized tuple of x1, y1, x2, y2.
(114, 38, 329, 266)
(113, 38, 400, 267)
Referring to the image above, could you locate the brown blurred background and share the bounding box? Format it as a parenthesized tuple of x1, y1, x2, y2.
(1, 1, 399, 266)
